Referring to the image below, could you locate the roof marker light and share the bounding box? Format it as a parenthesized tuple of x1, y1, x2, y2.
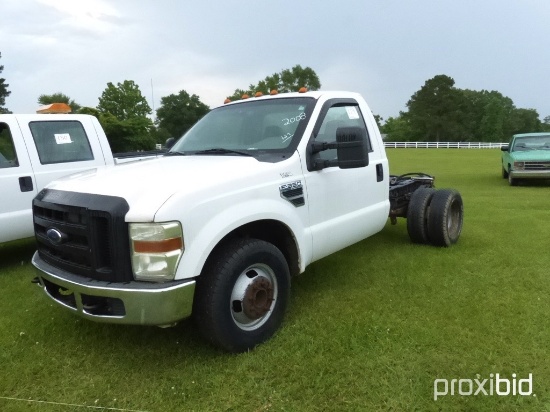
(255, 91, 263, 97)
(298, 87, 307, 93)
(270, 90, 278, 95)
(36, 103, 72, 114)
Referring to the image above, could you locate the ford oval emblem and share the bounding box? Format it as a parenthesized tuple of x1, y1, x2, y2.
(46, 228, 65, 245)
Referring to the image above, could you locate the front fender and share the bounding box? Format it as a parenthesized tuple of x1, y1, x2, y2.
(170, 198, 311, 280)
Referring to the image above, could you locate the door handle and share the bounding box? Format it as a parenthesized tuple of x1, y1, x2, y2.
(19, 176, 34, 192)
(376, 164, 384, 182)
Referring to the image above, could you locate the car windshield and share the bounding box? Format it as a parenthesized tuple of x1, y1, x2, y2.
(169, 97, 315, 158)
(512, 135, 550, 151)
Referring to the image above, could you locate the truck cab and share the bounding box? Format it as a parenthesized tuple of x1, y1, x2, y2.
(0, 114, 115, 243)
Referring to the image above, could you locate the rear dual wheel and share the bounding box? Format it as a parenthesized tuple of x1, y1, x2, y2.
(407, 188, 464, 247)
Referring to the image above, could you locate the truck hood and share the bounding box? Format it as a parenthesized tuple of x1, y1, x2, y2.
(47, 155, 282, 221)
(508, 150, 550, 161)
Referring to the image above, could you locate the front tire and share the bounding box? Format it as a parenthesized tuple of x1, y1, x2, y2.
(502, 167, 508, 179)
(193, 238, 290, 352)
(508, 167, 518, 186)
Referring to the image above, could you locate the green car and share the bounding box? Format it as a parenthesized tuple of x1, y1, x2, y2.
(501, 133, 550, 186)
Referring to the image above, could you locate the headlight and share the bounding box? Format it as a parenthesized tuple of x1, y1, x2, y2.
(513, 162, 525, 170)
(129, 222, 184, 282)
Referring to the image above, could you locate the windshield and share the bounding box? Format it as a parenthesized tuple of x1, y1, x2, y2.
(512, 135, 550, 151)
(170, 97, 315, 159)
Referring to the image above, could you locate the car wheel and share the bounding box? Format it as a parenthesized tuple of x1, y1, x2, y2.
(502, 167, 508, 179)
(193, 238, 290, 352)
(407, 187, 436, 244)
(427, 189, 464, 247)
(508, 167, 517, 186)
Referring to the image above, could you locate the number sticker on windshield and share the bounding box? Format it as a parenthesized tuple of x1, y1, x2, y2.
(281, 133, 293, 143)
(282, 112, 306, 126)
(345, 106, 360, 120)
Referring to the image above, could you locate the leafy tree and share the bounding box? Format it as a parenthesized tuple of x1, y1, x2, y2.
(96, 80, 155, 152)
(227, 65, 321, 101)
(373, 114, 384, 130)
(77, 106, 102, 117)
(38, 92, 81, 112)
(0, 52, 11, 114)
(97, 80, 151, 121)
(403, 75, 467, 141)
(156, 90, 209, 138)
(392, 75, 546, 142)
(99, 113, 155, 153)
(380, 115, 412, 141)
(511, 108, 543, 134)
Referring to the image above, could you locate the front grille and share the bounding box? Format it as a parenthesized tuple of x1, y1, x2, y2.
(524, 161, 550, 171)
(33, 189, 132, 282)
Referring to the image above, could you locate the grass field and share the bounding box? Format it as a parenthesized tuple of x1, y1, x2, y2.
(1, 149, 549, 411)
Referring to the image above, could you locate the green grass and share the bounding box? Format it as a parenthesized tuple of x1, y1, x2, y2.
(1, 149, 549, 411)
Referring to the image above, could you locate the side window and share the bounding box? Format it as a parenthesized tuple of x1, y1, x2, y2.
(0, 122, 19, 168)
(29, 120, 94, 165)
(315, 105, 372, 161)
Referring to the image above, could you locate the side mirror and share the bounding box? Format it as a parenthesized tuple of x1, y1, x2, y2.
(336, 127, 369, 169)
(500, 145, 509, 152)
(165, 137, 176, 150)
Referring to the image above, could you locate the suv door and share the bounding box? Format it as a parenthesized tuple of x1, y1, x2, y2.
(302, 99, 389, 261)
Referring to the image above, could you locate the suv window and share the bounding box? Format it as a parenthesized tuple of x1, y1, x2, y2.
(0, 122, 19, 168)
(315, 104, 372, 161)
(29, 120, 94, 164)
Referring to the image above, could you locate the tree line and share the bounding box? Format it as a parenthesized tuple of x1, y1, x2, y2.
(1, 52, 548, 150)
(380, 74, 550, 142)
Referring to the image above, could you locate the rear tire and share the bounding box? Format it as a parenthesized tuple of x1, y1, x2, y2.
(427, 189, 464, 247)
(193, 238, 290, 352)
(407, 187, 436, 244)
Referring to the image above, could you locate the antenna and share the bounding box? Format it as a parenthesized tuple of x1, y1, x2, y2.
(150, 78, 155, 121)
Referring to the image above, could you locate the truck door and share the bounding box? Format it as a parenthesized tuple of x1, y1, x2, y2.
(0, 119, 38, 242)
(17, 116, 108, 191)
(303, 99, 389, 261)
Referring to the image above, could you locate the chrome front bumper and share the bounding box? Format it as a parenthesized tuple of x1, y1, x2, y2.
(32, 252, 196, 326)
(510, 170, 550, 179)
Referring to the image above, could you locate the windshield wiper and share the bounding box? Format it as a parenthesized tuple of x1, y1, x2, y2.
(164, 151, 186, 156)
(194, 148, 253, 157)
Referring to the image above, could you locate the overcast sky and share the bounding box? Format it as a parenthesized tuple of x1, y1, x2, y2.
(1, 0, 549, 122)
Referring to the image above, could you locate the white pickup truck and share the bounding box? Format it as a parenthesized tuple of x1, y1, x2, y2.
(31, 90, 464, 352)
(0, 113, 159, 243)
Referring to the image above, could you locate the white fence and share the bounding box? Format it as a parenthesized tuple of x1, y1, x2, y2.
(384, 142, 507, 149)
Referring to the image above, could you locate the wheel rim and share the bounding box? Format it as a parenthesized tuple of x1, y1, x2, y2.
(446, 199, 462, 238)
(230, 263, 278, 331)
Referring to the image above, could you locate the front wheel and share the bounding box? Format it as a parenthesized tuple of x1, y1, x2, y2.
(193, 238, 290, 352)
(508, 167, 518, 186)
(502, 167, 508, 179)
